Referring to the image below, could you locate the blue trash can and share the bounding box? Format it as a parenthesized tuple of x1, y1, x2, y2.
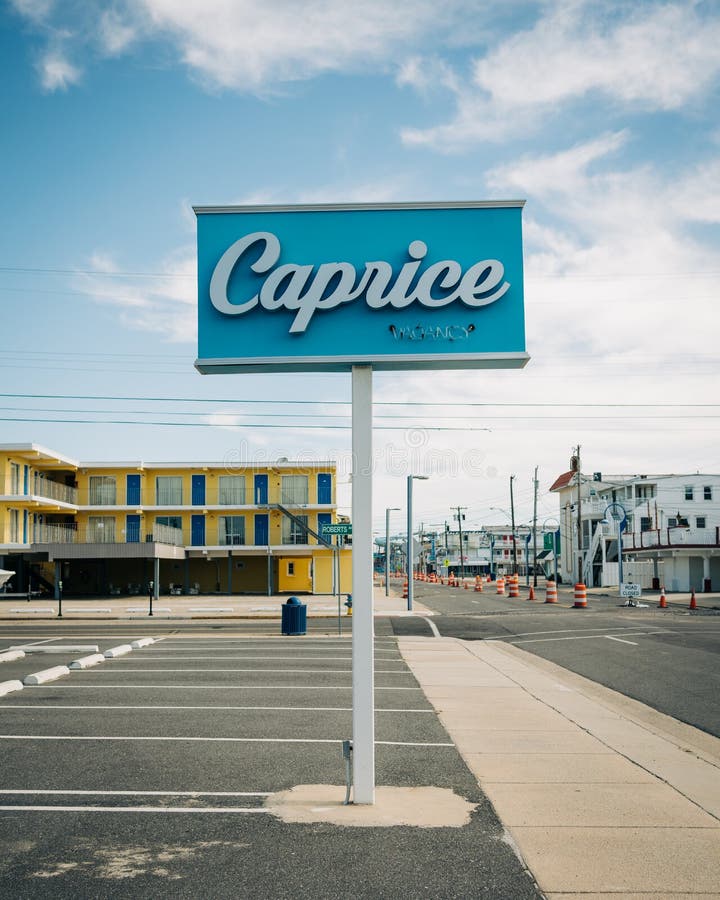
(281, 596, 307, 636)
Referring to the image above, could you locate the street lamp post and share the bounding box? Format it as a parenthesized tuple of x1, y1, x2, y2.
(602, 503, 627, 588)
(385, 507, 400, 597)
(407, 475, 429, 612)
(481, 530, 495, 578)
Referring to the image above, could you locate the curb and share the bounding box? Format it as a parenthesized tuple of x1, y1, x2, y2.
(23, 665, 70, 686)
(0, 680, 24, 697)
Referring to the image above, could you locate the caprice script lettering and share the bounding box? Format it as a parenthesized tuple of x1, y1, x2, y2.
(209, 232, 510, 333)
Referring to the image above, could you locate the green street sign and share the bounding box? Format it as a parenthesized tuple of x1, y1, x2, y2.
(320, 523, 352, 536)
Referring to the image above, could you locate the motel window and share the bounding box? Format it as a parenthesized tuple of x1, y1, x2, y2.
(156, 516, 182, 530)
(287, 562, 295, 576)
(219, 516, 245, 545)
(156, 476, 182, 505)
(696, 517, 706, 529)
(704, 486, 713, 501)
(280, 475, 308, 505)
(640, 517, 652, 532)
(9, 509, 19, 542)
(89, 475, 117, 506)
(9, 463, 20, 494)
(282, 515, 308, 544)
(88, 516, 116, 543)
(684, 486, 694, 501)
(218, 476, 246, 505)
(667, 517, 677, 528)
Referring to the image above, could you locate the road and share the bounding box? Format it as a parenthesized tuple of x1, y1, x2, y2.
(394, 580, 720, 738)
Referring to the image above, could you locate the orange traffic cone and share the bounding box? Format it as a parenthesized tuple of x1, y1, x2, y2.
(689, 588, 697, 610)
(658, 587, 667, 609)
(528, 586, 535, 601)
(402, 580, 408, 600)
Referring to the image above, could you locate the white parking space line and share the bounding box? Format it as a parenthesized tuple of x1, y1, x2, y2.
(79, 668, 412, 674)
(481, 626, 671, 640)
(0, 805, 271, 814)
(0, 704, 434, 713)
(125, 656, 402, 661)
(0, 735, 452, 747)
(25, 684, 423, 691)
(605, 635, 639, 645)
(0, 789, 271, 797)
(508, 630, 672, 645)
(0, 637, 57, 653)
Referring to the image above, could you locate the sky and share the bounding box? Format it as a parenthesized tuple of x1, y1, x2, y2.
(1, 0, 719, 538)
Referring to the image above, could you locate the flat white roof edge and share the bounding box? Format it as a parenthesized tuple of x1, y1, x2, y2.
(193, 200, 526, 215)
(0, 444, 80, 468)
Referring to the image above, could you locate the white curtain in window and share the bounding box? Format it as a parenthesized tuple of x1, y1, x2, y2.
(156, 476, 182, 505)
(281, 475, 308, 504)
(218, 476, 245, 505)
(89, 476, 117, 505)
(88, 516, 115, 543)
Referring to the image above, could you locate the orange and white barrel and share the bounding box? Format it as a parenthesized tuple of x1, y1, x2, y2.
(496, 577, 506, 595)
(474, 576, 483, 593)
(573, 583, 587, 608)
(545, 580, 558, 604)
(508, 578, 520, 598)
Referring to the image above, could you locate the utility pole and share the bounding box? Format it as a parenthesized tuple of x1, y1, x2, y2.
(453, 507, 467, 579)
(509, 475, 518, 575)
(532, 466, 539, 587)
(574, 445, 583, 584)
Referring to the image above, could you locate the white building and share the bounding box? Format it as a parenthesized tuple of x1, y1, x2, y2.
(550, 466, 720, 591)
(427, 525, 545, 578)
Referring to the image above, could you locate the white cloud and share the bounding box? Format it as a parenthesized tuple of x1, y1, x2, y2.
(484, 134, 720, 367)
(401, 1, 720, 151)
(75, 248, 197, 343)
(12, 0, 481, 93)
(37, 50, 81, 91)
(123, 0, 471, 91)
(98, 9, 137, 55)
(10, 0, 54, 22)
(396, 56, 459, 94)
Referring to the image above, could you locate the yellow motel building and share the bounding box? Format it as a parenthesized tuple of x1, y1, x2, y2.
(0, 443, 351, 598)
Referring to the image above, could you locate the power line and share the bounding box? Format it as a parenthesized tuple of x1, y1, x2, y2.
(0, 416, 489, 431)
(1, 392, 718, 409)
(0, 266, 190, 278)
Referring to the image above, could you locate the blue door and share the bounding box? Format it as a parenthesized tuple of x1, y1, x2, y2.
(23, 465, 29, 495)
(191, 475, 206, 506)
(126, 474, 141, 506)
(317, 473, 332, 504)
(191, 515, 206, 546)
(126, 514, 141, 543)
(318, 513, 331, 544)
(254, 474, 268, 505)
(254, 514, 269, 546)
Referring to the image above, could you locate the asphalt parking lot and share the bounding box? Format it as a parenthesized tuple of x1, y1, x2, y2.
(0, 622, 541, 898)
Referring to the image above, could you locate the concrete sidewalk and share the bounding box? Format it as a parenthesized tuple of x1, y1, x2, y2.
(0, 585, 425, 619)
(400, 636, 720, 898)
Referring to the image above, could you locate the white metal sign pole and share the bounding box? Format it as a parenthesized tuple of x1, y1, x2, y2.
(351, 364, 375, 804)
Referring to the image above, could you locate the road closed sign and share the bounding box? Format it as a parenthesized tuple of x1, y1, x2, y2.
(620, 583, 642, 598)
